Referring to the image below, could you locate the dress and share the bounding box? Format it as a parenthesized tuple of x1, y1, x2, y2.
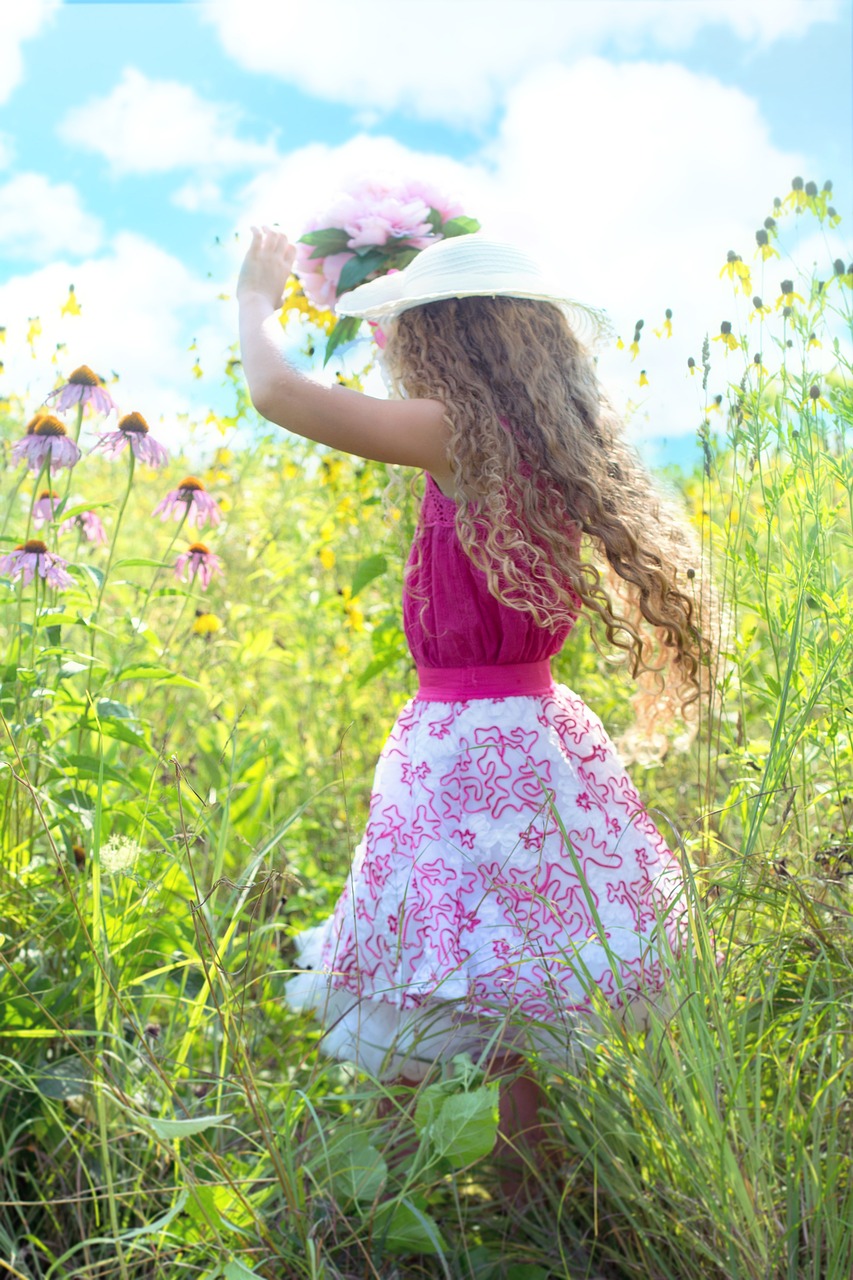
(285, 473, 687, 1080)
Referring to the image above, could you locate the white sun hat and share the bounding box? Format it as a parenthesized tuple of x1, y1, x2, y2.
(335, 233, 614, 347)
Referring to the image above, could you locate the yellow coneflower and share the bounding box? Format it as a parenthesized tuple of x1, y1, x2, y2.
(712, 322, 739, 354)
(776, 279, 804, 309)
(192, 610, 222, 638)
(61, 285, 81, 317)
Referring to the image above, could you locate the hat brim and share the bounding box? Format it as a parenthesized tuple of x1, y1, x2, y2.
(336, 281, 614, 347)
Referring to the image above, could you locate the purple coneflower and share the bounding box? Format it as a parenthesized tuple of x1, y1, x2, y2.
(0, 539, 74, 590)
(174, 541, 223, 590)
(153, 476, 222, 530)
(11, 415, 81, 473)
(32, 489, 61, 528)
(59, 509, 108, 546)
(93, 410, 169, 469)
(48, 365, 117, 416)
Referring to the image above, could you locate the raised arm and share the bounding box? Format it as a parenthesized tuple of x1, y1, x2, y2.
(237, 225, 450, 477)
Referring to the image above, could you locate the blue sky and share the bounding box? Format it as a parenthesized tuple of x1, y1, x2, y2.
(0, 0, 850, 470)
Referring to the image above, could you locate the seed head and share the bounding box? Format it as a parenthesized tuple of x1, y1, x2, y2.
(22, 539, 48, 554)
(33, 415, 67, 437)
(68, 365, 100, 386)
(791, 176, 804, 191)
(177, 476, 205, 492)
(118, 411, 150, 435)
(805, 181, 818, 197)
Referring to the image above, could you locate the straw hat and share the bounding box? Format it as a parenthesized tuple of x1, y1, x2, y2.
(335, 234, 614, 347)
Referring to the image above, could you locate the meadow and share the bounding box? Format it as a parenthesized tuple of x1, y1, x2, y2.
(0, 184, 851, 1279)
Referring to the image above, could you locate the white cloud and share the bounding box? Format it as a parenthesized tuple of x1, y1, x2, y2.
(172, 178, 226, 213)
(0, 134, 14, 170)
(0, 0, 59, 106)
(0, 233, 227, 430)
(235, 57, 850, 444)
(203, 0, 839, 127)
(58, 68, 276, 176)
(0, 173, 103, 260)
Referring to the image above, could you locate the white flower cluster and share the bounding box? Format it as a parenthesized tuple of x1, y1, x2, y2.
(99, 834, 141, 874)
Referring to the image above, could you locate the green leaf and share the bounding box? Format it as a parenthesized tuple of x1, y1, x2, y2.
(351, 554, 387, 598)
(426, 207, 443, 234)
(337, 249, 386, 294)
(298, 227, 351, 257)
(76, 563, 105, 591)
(146, 1112, 232, 1140)
(64, 754, 129, 785)
(58, 661, 89, 677)
(120, 1189, 189, 1241)
(323, 316, 363, 366)
(35, 1057, 90, 1101)
(372, 1199, 446, 1255)
(116, 663, 202, 689)
(322, 1130, 387, 1204)
(441, 215, 481, 238)
(113, 558, 171, 570)
(423, 1085, 499, 1167)
(221, 1261, 262, 1280)
(96, 698, 138, 720)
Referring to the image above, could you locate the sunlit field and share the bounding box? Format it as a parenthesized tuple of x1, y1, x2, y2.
(1, 184, 851, 1280)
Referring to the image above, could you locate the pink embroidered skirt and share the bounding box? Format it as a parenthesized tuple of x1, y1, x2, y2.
(285, 667, 687, 1080)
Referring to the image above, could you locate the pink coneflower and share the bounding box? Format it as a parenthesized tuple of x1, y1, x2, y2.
(59, 508, 108, 546)
(153, 476, 222, 530)
(32, 489, 61, 528)
(93, 411, 169, 468)
(11, 415, 82, 473)
(174, 541, 223, 590)
(0, 539, 74, 590)
(47, 365, 117, 416)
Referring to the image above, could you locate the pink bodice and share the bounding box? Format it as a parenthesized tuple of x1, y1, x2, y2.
(403, 473, 577, 670)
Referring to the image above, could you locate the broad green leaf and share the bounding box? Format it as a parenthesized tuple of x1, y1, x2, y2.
(59, 661, 89, 677)
(351, 554, 387, 598)
(323, 1131, 387, 1204)
(298, 226, 350, 256)
(35, 1057, 90, 1101)
(116, 663, 202, 689)
(337, 249, 385, 294)
(95, 698, 138, 720)
(323, 316, 363, 366)
(120, 1189, 189, 1241)
(371, 1199, 446, 1255)
(222, 1261, 262, 1280)
(426, 1085, 499, 1167)
(75, 563, 105, 591)
(441, 215, 481, 238)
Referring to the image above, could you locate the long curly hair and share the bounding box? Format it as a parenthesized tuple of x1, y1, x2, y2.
(382, 295, 711, 709)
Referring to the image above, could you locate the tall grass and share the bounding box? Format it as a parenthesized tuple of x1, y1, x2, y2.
(0, 184, 850, 1279)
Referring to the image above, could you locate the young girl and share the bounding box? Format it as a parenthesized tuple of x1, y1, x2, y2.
(238, 226, 705, 1172)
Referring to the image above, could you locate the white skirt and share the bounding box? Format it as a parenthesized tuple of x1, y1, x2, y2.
(285, 684, 686, 1080)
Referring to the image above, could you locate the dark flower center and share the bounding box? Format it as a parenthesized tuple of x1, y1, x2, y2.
(178, 477, 204, 492)
(69, 365, 100, 386)
(720, 321, 732, 335)
(33, 416, 67, 437)
(780, 280, 793, 294)
(188, 542, 210, 554)
(22, 539, 48, 554)
(38, 490, 59, 500)
(119, 411, 149, 435)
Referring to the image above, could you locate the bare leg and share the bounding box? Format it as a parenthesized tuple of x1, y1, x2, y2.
(491, 1058, 553, 1204)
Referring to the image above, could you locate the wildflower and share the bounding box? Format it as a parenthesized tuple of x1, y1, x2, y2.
(11, 415, 81, 473)
(192, 610, 222, 639)
(749, 296, 771, 321)
(72, 844, 86, 871)
(654, 309, 673, 339)
(752, 353, 768, 376)
(705, 395, 723, 417)
(713, 321, 739, 353)
(628, 319, 643, 360)
(832, 259, 853, 289)
(720, 250, 751, 294)
(174, 542, 223, 590)
(803, 180, 819, 212)
(27, 317, 42, 354)
(319, 546, 336, 570)
(687, 357, 699, 376)
(153, 477, 222, 530)
(615, 336, 625, 350)
(776, 280, 804, 309)
(0, 539, 74, 590)
(807, 384, 832, 414)
(59, 508, 108, 546)
(826, 206, 841, 228)
(48, 366, 117, 416)
(783, 176, 807, 212)
(754, 228, 779, 261)
(99, 834, 140, 874)
(94, 411, 169, 468)
(638, 370, 649, 387)
(32, 489, 61, 528)
(341, 586, 365, 632)
(61, 285, 81, 317)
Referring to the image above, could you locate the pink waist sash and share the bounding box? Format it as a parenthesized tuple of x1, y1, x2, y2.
(416, 659, 554, 701)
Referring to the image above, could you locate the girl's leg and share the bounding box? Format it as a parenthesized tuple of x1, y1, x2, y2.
(491, 1056, 552, 1203)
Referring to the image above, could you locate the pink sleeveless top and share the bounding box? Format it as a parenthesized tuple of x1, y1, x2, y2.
(403, 473, 578, 674)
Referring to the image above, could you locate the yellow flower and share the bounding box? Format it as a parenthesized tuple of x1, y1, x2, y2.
(720, 251, 751, 294)
(0, 325, 6, 343)
(832, 259, 853, 289)
(783, 176, 808, 212)
(753, 229, 779, 261)
(319, 546, 335, 570)
(615, 337, 625, 351)
(638, 370, 649, 387)
(628, 339, 640, 360)
(705, 394, 723, 418)
(653, 309, 673, 339)
(281, 461, 300, 481)
(751, 353, 768, 376)
(808, 332, 822, 350)
(776, 280, 804, 309)
(687, 357, 700, 376)
(340, 587, 364, 632)
(281, 275, 336, 334)
(193, 611, 222, 637)
(27, 317, 41, 354)
(712, 322, 739, 354)
(61, 285, 81, 317)
(749, 296, 771, 322)
(806, 384, 832, 414)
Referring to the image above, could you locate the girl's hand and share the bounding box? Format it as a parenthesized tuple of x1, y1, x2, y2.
(237, 225, 297, 310)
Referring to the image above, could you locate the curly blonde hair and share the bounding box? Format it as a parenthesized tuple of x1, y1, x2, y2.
(382, 295, 711, 709)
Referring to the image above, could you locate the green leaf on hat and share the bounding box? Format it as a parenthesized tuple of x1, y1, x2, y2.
(323, 316, 363, 366)
(426, 207, 443, 234)
(440, 215, 481, 238)
(337, 249, 386, 294)
(298, 227, 351, 259)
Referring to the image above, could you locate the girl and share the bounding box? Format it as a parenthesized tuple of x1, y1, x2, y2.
(238, 226, 705, 1181)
